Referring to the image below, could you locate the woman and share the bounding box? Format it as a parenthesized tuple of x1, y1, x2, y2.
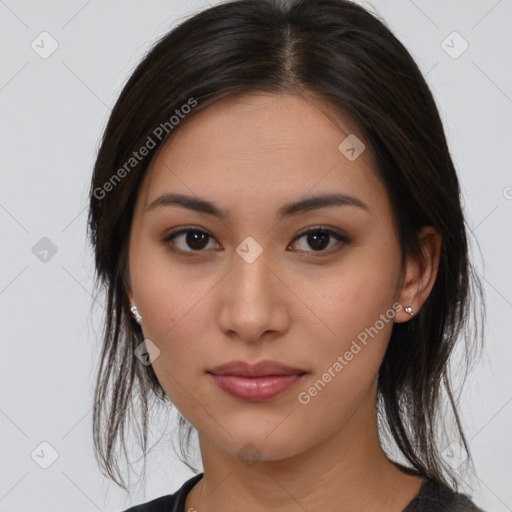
(87, 0, 486, 510)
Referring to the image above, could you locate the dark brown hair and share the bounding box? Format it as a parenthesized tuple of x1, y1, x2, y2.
(87, 0, 485, 494)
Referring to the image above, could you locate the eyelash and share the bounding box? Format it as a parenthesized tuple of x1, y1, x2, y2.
(161, 226, 350, 258)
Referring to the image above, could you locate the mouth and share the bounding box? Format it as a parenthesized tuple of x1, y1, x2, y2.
(207, 360, 307, 402)
(208, 359, 306, 377)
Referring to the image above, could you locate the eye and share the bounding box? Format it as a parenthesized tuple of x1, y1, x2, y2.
(161, 226, 350, 257)
(288, 227, 349, 255)
(162, 227, 220, 256)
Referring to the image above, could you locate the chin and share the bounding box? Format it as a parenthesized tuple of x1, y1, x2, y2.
(211, 430, 310, 465)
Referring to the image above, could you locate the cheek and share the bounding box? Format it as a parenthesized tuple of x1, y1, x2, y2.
(294, 274, 397, 421)
(132, 240, 200, 335)
(133, 262, 215, 403)
(319, 256, 397, 331)
(143, 298, 207, 414)
(139, 269, 204, 355)
(303, 246, 399, 371)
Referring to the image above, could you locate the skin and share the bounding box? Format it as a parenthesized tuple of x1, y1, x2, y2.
(126, 92, 441, 512)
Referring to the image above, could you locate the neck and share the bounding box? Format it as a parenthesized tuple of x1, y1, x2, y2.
(186, 384, 423, 512)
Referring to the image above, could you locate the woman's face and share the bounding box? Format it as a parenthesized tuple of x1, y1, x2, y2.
(127, 92, 414, 462)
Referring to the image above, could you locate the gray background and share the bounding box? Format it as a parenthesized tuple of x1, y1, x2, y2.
(0, 0, 510, 511)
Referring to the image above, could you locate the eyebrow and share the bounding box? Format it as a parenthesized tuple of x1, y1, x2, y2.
(145, 192, 369, 219)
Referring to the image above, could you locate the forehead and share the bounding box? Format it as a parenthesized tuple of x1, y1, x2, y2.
(158, 91, 368, 159)
(137, 92, 385, 218)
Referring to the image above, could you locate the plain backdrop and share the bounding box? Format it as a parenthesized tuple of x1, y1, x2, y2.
(0, 0, 510, 511)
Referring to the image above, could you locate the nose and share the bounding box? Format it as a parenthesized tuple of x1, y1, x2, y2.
(217, 247, 290, 344)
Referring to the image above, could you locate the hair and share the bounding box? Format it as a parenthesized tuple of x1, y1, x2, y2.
(87, 0, 485, 494)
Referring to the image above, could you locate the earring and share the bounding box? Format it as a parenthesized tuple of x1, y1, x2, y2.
(404, 305, 414, 316)
(130, 305, 142, 324)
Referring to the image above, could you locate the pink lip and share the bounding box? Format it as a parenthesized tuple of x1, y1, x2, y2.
(208, 360, 306, 402)
(209, 359, 305, 377)
(209, 374, 305, 401)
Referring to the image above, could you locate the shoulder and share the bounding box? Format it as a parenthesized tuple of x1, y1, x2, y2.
(119, 472, 204, 512)
(405, 478, 486, 512)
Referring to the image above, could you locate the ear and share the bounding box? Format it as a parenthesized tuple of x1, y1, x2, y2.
(124, 269, 136, 308)
(127, 289, 135, 308)
(394, 226, 442, 323)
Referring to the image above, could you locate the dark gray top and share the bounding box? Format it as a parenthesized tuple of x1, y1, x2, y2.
(121, 470, 485, 512)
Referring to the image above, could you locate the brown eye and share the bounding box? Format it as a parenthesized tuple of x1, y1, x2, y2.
(162, 225, 349, 258)
(289, 228, 349, 255)
(162, 228, 220, 255)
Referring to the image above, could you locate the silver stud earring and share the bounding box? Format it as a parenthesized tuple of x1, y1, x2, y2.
(130, 305, 142, 324)
(404, 306, 414, 316)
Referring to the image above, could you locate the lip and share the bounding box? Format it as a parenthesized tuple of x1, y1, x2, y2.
(209, 374, 305, 402)
(209, 359, 306, 377)
(208, 360, 306, 402)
